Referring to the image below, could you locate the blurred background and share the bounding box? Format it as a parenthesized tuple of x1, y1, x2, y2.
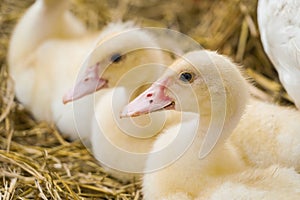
(0, 0, 293, 199)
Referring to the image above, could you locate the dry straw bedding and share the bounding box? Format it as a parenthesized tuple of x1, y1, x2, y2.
(0, 0, 293, 199)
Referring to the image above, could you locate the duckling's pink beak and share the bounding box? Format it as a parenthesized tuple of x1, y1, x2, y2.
(63, 63, 108, 104)
(120, 79, 175, 118)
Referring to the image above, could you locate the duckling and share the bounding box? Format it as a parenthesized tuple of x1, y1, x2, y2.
(121, 50, 300, 199)
(257, 0, 300, 109)
(69, 38, 179, 181)
(8, 0, 176, 141)
(62, 32, 184, 181)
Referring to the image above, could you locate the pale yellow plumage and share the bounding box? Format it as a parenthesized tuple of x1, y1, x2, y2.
(122, 50, 300, 199)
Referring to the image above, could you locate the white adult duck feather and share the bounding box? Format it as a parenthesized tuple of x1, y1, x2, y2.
(258, 0, 300, 109)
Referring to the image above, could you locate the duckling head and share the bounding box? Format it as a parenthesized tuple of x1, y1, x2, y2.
(122, 50, 248, 120)
(63, 24, 169, 104)
(121, 50, 249, 156)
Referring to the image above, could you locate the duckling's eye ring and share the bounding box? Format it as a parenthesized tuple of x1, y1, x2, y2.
(110, 53, 123, 63)
(179, 72, 194, 83)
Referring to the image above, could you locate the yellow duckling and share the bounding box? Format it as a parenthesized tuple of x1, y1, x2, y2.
(122, 50, 300, 199)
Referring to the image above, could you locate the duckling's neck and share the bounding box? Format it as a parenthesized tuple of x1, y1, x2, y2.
(191, 117, 246, 177)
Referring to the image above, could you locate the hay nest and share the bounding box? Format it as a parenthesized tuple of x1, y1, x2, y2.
(0, 0, 294, 199)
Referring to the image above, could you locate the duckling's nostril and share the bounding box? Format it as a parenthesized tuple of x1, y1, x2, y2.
(149, 99, 153, 104)
(84, 78, 89, 82)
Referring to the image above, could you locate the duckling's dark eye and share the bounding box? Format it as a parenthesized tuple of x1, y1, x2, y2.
(110, 53, 123, 63)
(179, 72, 194, 83)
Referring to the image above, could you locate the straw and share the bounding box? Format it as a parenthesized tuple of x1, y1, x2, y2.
(0, 0, 294, 199)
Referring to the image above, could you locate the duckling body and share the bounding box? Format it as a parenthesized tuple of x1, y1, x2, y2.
(122, 50, 300, 199)
(196, 166, 300, 200)
(230, 98, 300, 170)
(144, 164, 300, 200)
(8, 0, 97, 139)
(6, 0, 96, 129)
(258, 0, 300, 109)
